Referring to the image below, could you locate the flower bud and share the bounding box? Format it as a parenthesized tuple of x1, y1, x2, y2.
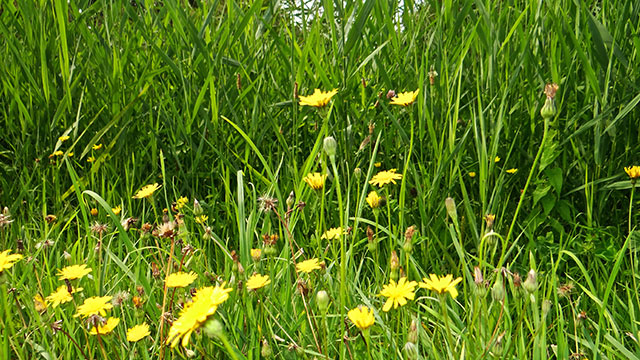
(261, 339, 273, 358)
(540, 97, 556, 119)
(542, 300, 551, 318)
(390, 250, 399, 271)
(407, 317, 419, 344)
(193, 199, 203, 216)
(492, 274, 505, 302)
(323, 136, 337, 161)
(445, 197, 457, 223)
(354, 167, 362, 179)
(316, 290, 330, 313)
(203, 318, 224, 339)
(402, 342, 419, 360)
(286, 191, 295, 210)
(523, 269, 537, 294)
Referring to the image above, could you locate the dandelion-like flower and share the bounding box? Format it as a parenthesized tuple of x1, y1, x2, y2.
(389, 89, 419, 106)
(58, 264, 92, 280)
(296, 258, 322, 274)
(321, 227, 343, 240)
(506, 168, 518, 174)
(299, 89, 338, 107)
(419, 274, 462, 298)
(59, 135, 70, 142)
(303, 173, 327, 190)
(74, 296, 113, 318)
(111, 205, 121, 215)
(166, 284, 232, 348)
(127, 323, 151, 342)
(347, 305, 375, 330)
(87, 156, 95, 163)
(34, 294, 47, 312)
(132, 183, 161, 199)
(625, 166, 640, 180)
(251, 248, 262, 261)
(494, 156, 501, 163)
(246, 274, 271, 290)
(50, 150, 64, 158)
(366, 191, 381, 209)
(378, 277, 417, 312)
(89, 317, 120, 335)
(0, 249, 23, 273)
(46, 285, 83, 308)
(166, 271, 198, 288)
(176, 196, 189, 210)
(92, 143, 103, 150)
(469, 172, 476, 178)
(369, 169, 403, 187)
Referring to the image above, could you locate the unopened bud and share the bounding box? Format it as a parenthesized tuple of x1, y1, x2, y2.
(261, 339, 273, 358)
(286, 191, 295, 210)
(492, 274, 505, 302)
(316, 290, 329, 313)
(523, 269, 537, 294)
(402, 342, 419, 360)
(445, 197, 457, 223)
(540, 97, 556, 119)
(390, 251, 399, 271)
(407, 317, 419, 344)
(203, 318, 224, 339)
(193, 199, 203, 216)
(542, 299, 551, 318)
(354, 167, 362, 179)
(323, 136, 337, 161)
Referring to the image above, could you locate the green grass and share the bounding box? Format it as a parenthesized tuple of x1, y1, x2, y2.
(1, 0, 640, 358)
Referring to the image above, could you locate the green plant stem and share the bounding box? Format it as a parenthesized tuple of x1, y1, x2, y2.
(330, 158, 347, 358)
(440, 296, 456, 355)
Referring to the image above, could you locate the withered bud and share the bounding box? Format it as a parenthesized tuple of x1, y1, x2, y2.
(405, 225, 417, 242)
(361, 77, 366, 88)
(390, 250, 400, 270)
(512, 272, 522, 288)
(45, 214, 57, 224)
(386, 90, 396, 99)
(473, 266, 484, 285)
(544, 83, 559, 100)
(151, 262, 161, 278)
(366, 226, 374, 243)
(485, 214, 496, 230)
(236, 73, 241, 91)
(293, 82, 298, 99)
(51, 320, 63, 335)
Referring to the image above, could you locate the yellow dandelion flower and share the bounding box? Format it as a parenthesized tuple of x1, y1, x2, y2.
(246, 274, 271, 290)
(50, 150, 64, 157)
(74, 296, 113, 318)
(111, 205, 121, 215)
(506, 168, 518, 174)
(303, 173, 327, 190)
(0, 249, 23, 273)
(34, 294, 48, 312)
(89, 317, 120, 335)
(46, 285, 83, 308)
(389, 89, 419, 106)
(378, 277, 417, 312)
(127, 323, 151, 342)
(67, 152, 74, 157)
(132, 183, 161, 199)
(347, 306, 375, 330)
(90, 208, 98, 216)
(195, 215, 208, 224)
(366, 191, 381, 209)
(369, 169, 403, 187)
(374, 162, 382, 168)
(299, 89, 338, 107)
(87, 156, 95, 163)
(296, 258, 322, 274)
(469, 172, 476, 178)
(251, 248, 262, 262)
(57, 264, 92, 280)
(321, 227, 343, 240)
(625, 166, 640, 180)
(59, 135, 70, 142)
(92, 143, 103, 150)
(419, 274, 463, 298)
(166, 284, 232, 348)
(166, 271, 198, 288)
(494, 156, 501, 163)
(176, 196, 189, 210)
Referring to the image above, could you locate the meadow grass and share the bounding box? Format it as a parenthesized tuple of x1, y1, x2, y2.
(1, 0, 640, 358)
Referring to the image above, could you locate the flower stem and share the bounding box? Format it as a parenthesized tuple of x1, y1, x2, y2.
(330, 158, 347, 358)
(440, 296, 456, 355)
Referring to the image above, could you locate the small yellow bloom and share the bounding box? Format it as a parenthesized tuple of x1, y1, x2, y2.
(0, 249, 23, 273)
(75, 296, 113, 318)
(369, 169, 403, 187)
(166, 271, 198, 288)
(90, 208, 98, 216)
(57, 264, 92, 281)
(46, 285, 83, 308)
(67, 152, 73, 157)
(299, 89, 338, 107)
(347, 306, 375, 330)
(296, 258, 322, 274)
(303, 172, 327, 190)
(374, 162, 382, 168)
(389, 89, 419, 106)
(127, 323, 151, 342)
(111, 205, 121, 215)
(89, 317, 120, 335)
(469, 172, 476, 178)
(378, 277, 417, 312)
(251, 248, 262, 262)
(366, 191, 381, 209)
(92, 143, 103, 150)
(34, 294, 47, 312)
(494, 156, 501, 163)
(506, 168, 518, 174)
(625, 166, 640, 180)
(246, 274, 271, 290)
(132, 183, 161, 199)
(176, 196, 189, 210)
(59, 135, 70, 142)
(50, 150, 64, 157)
(419, 274, 463, 298)
(87, 156, 95, 163)
(321, 227, 343, 240)
(195, 215, 208, 224)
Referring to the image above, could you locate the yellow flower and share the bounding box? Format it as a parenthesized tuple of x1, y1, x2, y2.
(374, 162, 382, 168)
(34, 294, 47, 312)
(195, 215, 208, 224)
(59, 135, 70, 142)
(112, 205, 121, 215)
(251, 248, 262, 262)
(366, 191, 381, 209)
(0, 249, 23, 273)
(166, 271, 198, 288)
(419, 274, 463, 298)
(132, 183, 161, 199)
(369, 169, 403, 187)
(389, 89, 419, 106)
(299, 88, 338, 107)
(166, 284, 232, 348)
(50, 150, 64, 157)
(67, 152, 74, 157)
(246, 274, 271, 290)
(347, 306, 375, 330)
(90, 208, 98, 216)
(494, 156, 501, 163)
(469, 172, 476, 178)
(296, 258, 322, 274)
(303, 172, 327, 190)
(58, 264, 92, 280)
(127, 323, 151, 342)
(87, 156, 95, 163)
(74, 296, 113, 318)
(321, 227, 343, 240)
(625, 166, 640, 180)
(89, 317, 120, 335)
(378, 277, 417, 312)
(176, 196, 189, 210)
(46, 285, 83, 308)
(506, 168, 518, 174)
(92, 143, 103, 150)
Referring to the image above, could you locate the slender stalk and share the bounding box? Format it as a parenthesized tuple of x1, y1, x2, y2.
(330, 159, 347, 358)
(157, 238, 175, 359)
(440, 296, 456, 355)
